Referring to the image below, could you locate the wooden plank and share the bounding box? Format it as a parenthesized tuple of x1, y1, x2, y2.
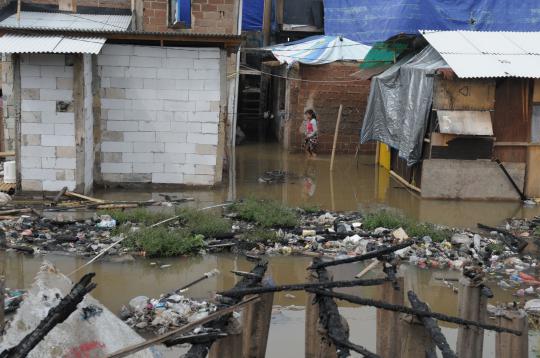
(533, 79, 540, 103)
(0, 151, 15, 157)
(525, 146, 540, 198)
(430, 133, 456, 147)
(433, 78, 496, 111)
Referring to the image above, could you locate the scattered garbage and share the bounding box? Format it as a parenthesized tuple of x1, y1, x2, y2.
(4, 289, 26, 313)
(96, 215, 116, 229)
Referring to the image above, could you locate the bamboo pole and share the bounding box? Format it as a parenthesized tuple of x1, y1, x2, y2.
(329, 104, 343, 172)
(495, 310, 528, 358)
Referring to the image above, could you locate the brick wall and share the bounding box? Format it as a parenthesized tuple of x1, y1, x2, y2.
(288, 62, 375, 154)
(21, 0, 130, 8)
(98, 44, 221, 185)
(19, 54, 77, 191)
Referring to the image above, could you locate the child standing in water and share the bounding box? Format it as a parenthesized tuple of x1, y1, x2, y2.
(303, 109, 318, 157)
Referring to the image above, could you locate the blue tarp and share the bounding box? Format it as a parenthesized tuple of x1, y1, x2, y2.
(325, 0, 540, 45)
(242, 0, 264, 31)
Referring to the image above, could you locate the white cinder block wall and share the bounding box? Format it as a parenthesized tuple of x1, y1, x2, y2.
(83, 54, 94, 193)
(19, 54, 77, 191)
(98, 44, 221, 185)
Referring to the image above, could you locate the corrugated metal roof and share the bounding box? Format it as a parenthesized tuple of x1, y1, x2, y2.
(421, 30, 540, 78)
(0, 34, 105, 54)
(0, 11, 131, 32)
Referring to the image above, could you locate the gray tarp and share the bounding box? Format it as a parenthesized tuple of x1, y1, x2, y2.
(360, 46, 448, 165)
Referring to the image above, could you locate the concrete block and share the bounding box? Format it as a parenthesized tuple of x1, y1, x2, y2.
(125, 88, 157, 99)
(40, 89, 72, 101)
(101, 141, 133, 152)
(109, 77, 144, 89)
(124, 132, 155, 142)
(157, 69, 188, 80)
(203, 79, 220, 90)
(123, 152, 154, 163)
(189, 90, 220, 102)
(183, 174, 213, 185)
(133, 46, 163, 57)
(195, 144, 217, 155)
(144, 79, 175, 90)
(165, 163, 195, 174)
(21, 123, 54, 135)
(101, 98, 131, 110)
(27, 54, 65, 66)
(132, 99, 163, 111)
(20, 64, 40, 76)
(163, 100, 195, 112)
(187, 122, 202, 133)
(22, 88, 39, 100)
(54, 123, 74, 136)
(101, 67, 127, 78)
(139, 120, 171, 132)
(101, 78, 111, 88)
(173, 112, 188, 122)
(102, 88, 126, 99)
(98, 55, 130, 67)
(198, 49, 220, 59)
(22, 134, 41, 146)
(194, 59, 219, 70)
(156, 132, 187, 143)
(106, 110, 124, 120)
(152, 172, 182, 184)
(56, 77, 73, 90)
(156, 111, 174, 121)
(21, 167, 56, 180)
(195, 165, 215, 175)
(102, 131, 124, 141)
(56, 146, 76, 158)
(41, 135, 75, 147)
(166, 48, 199, 59)
(187, 133, 218, 145)
(188, 69, 220, 80)
(210, 101, 220, 112)
(124, 110, 157, 121)
(176, 80, 204, 90)
(154, 152, 186, 163)
(195, 101, 210, 112)
(22, 146, 55, 157)
(21, 111, 41, 123)
(125, 67, 157, 79)
(190, 112, 219, 123)
(21, 100, 56, 112)
(102, 152, 122, 163)
(132, 142, 164, 153)
(107, 121, 139, 131)
(165, 142, 196, 153)
(42, 112, 74, 124)
(101, 162, 132, 174)
(102, 45, 135, 56)
(21, 156, 41, 168)
(41, 65, 73, 78)
(43, 180, 76, 191)
(21, 179, 43, 191)
(133, 162, 163, 173)
(157, 89, 188, 101)
(185, 153, 216, 166)
(54, 158, 76, 169)
(201, 123, 218, 134)
(130, 56, 163, 68)
(164, 58, 194, 69)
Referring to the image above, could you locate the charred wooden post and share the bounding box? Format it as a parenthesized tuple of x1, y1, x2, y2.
(242, 281, 274, 358)
(0, 275, 4, 333)
(399, 314, 436, 358)
(456, 277, 488, 358)
(495, 309, 528, 358)
(376, 277, 403, 358)
(208, 316, 243, 358)
(407, 291, 457, 358)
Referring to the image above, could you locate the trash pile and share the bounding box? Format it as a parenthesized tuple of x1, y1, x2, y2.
(4, 288, 25, 314)
(120, 294, 217, 334)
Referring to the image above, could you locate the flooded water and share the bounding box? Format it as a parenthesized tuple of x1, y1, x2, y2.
(96, 142, 540, 229)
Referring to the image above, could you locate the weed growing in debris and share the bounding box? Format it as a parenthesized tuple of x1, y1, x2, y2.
(243, 228, 280, 243)
(487, 242, 505, 254)
(535, 227, 540, 237)
(231, 198, 299, 228)
(175, 207, 231, 237)
(299, 203, 321, 214)
(363, 209, 451, 242)
(99, 208, 171, 226)
(124, 226, 205, 257)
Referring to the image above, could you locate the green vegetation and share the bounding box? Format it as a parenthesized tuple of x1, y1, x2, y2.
(299, 203, 321, 214)
(98, 208, 171, 226)
(487, 242, 505, 254)
(362, 209, 451, 242)
(535, 227, 540, 237)
(231, 198, 299, 228)
(175, 207, 231, 237)
(123, 227, 205, 257)
(243, 228, 280, 243)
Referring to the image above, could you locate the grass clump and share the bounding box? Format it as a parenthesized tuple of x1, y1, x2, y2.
(299, 203, 321, 214)
(487, 242, 505, 254)
(362, 209, 451, 242)
(535, 227, 540, 237)
(98, 208, 171, 226)
(231, 198, 299, 228)
(243, 228, 280, 243)
(175, 207, 231, 237)
(123, 226, 205, 257)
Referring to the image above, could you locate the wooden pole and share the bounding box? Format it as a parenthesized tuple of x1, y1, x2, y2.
(456, 277, 487, 358)
(376, 278, 403, 358)
(242, 292, 274, 358)
(262, 0, 272, 46)
(209, 316, 243, 358)
(16, 0, 21, 23)
(399, 314, 436, 358)
(329, 104, 343, 172)
(0, 275, 5, 334)
(495, 309, 528, 358)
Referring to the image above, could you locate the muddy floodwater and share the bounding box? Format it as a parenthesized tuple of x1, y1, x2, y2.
(3, 142, 540, 356)
(2, 252, 540, 357)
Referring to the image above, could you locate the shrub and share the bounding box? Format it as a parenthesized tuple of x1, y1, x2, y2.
(98, 208, 171, 226)
(231, 198, 299, 228)
(175, 207, 231, 237)
(243, 228, 280, 243)
(123, 226, 205, 257)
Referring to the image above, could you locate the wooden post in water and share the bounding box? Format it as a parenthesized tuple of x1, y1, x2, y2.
(376, 278, 404, 358)
(456, 277, 487, 358)
(0, 275, 4, 333)
(495, 309, 528, 358)
(209, 316, 243, 358)
(399, 313, 436, 358)
(329, 104, 343, 172)
(242, 292, 274, 358)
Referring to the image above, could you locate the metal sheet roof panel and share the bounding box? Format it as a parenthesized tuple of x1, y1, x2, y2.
(0, 34, 106, 54)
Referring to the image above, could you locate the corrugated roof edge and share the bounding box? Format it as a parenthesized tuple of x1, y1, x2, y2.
(419, 29, 540, 34)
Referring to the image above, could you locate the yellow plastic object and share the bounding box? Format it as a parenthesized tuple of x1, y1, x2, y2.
(378, 142, 390, 170)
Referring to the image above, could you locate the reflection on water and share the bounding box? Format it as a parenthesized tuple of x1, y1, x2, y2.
(2, 252, 538, 357)
(95, 142, 540, 229)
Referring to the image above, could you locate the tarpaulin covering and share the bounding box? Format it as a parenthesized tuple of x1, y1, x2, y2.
(360, 46, 448, 165)
(268, 35, 370, 65)
(324, 0, 540, 45)
(242, 0, 264, 31)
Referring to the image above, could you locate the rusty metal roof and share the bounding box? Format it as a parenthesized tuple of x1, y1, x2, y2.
(0, 33, 105, 54)
(421, 30, 540, 78)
